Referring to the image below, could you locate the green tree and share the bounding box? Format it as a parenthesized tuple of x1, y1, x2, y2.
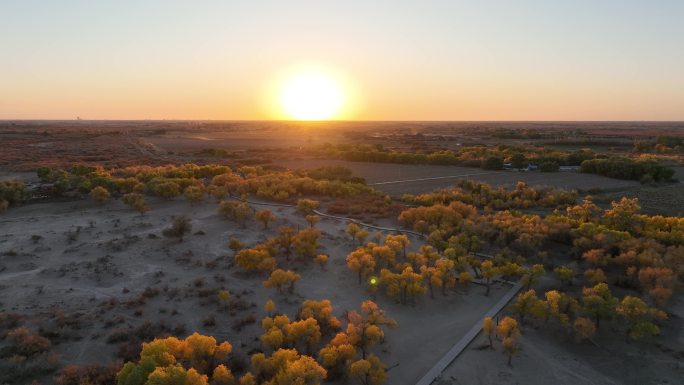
(90, 186, 111, 204)
(263, 269, 301, 294)
(539, 161, 560, 172)
(218, 201, 252, 227)
(228, 237, 244, 256)
(497, 316, 520, 366)
(293, 228, 320, 259)
(255, 209, 276, 230)
(163, 215, 192, 243)
(346, 301, 397, 359)
(348, 355, 386, 385)
(305, 214, 320, 228)
(122, 193, 149, 215)
(521, 264, 545, 290)
(346, 223, 368, 245)
(480, 260, 498, 296)
(482, 156, 503, 170)
(554, 266, 575, 286)
(184, 185, 206, 204)
(510, 153, 527, 169)
(616, 296, 667, 340)
(511, 289, 542, 324)
(346, 249, 376, 284)
(296, 199, 320, 214)
(482, 316, 495, 349)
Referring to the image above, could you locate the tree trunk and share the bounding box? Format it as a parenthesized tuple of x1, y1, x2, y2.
(361, 328, 367, 359)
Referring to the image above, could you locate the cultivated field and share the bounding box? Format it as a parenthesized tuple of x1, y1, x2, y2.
(278, 159, 641, 195)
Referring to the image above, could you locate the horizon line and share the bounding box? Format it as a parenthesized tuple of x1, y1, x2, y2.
(2, 119, 684, 124)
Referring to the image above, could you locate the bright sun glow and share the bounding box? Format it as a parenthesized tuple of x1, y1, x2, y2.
(280, 71, 343, 120)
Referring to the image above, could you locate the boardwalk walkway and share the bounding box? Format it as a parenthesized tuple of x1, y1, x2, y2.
(232, 194, 520, 385)
(230, 195, 425, 238)
(415, 281, 523, 385)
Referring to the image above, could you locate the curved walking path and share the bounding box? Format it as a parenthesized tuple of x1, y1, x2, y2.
(415, 280, 523, 385)
(311, 210, 425, 237)
(229, 195, 425, 238)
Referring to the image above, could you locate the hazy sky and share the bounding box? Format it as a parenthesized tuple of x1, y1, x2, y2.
(1, 1, 683, 120)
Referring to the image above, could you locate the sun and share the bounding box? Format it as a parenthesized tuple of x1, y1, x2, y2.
(280, 71, 343, 120)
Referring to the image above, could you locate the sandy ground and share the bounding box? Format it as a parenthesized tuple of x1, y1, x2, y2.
(671, 166, 684, 180)
(0, 197, 508, 385)
(435, 272, 684, 385)
(438, 294, 684, 385)
(278, 159, 640, 195)
(0, 171, 35, 182)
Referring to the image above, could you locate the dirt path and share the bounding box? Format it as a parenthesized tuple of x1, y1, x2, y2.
(0, 267, 42, 281)
(369, 172, 495, 186)
(125, 132, 172, 163)
(229, 195, 425, 237)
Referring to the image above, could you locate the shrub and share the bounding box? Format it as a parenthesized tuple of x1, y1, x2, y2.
(162, 216, 192, 242)
(0, 180, 29, 206)
(539, 161, 560, 172)
(7, 327, 51, 357)
(89, 186, 111, 204)
(54, 364, 120, 385)
(482, 156, 503, 170)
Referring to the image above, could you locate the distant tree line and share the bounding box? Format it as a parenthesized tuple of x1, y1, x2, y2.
(490, 128, 543, 139)
(633, 136, 684, 154)
(401, 180, 577, 210)
(305, 143, 599, 172)
(580, 158, 675, 182)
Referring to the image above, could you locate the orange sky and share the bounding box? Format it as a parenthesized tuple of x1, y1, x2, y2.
(1, 1, 683, 120)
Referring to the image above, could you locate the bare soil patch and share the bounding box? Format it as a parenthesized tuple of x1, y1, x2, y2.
(0, 197, 507, 384)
